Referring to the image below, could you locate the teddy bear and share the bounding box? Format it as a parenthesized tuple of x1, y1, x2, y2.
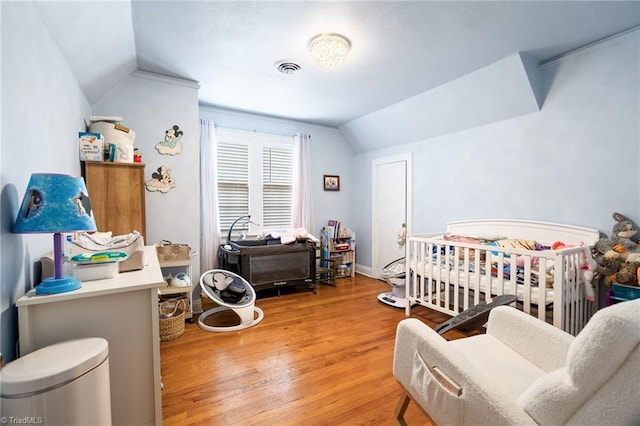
(611, 259, 640, 287)
(593, 212, 640, 287)
(592, 250, 622, 287)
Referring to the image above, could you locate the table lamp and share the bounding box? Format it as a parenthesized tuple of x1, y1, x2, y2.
(13, 173, 97, 295)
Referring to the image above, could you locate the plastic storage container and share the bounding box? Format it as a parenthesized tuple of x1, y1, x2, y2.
(0, 337, 112, 425)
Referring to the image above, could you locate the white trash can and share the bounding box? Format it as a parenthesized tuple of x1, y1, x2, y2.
(0, 337, 111, 425)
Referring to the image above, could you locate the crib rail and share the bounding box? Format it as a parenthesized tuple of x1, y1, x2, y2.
(406, 233, 596, 335)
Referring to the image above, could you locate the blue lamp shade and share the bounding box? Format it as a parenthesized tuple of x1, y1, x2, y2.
(14, 173, 97, 295)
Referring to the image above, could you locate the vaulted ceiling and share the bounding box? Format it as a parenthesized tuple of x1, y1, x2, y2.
(36, 1, 640, 127)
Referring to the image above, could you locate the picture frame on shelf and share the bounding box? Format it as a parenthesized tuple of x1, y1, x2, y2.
(323, 175, 340, 191)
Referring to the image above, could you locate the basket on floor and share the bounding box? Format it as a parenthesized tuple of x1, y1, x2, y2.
(159, 298, 186, 341)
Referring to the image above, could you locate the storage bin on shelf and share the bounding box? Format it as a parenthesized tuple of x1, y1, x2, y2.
(156, 240, 191, 261)
(608, 283, 640, 304)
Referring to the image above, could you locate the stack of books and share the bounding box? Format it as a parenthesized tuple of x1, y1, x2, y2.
(325, 219, 352, 239)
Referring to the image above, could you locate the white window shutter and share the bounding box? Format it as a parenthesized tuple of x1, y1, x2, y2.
(216, 128, 294, 237)
(263, 146, 293, 229)
(217, 142, 249, 231)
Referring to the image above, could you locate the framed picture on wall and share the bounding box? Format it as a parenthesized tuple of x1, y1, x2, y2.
(323, 175, 340, 191)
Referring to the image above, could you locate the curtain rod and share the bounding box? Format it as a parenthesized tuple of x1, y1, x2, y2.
(213, 124, 298, 139)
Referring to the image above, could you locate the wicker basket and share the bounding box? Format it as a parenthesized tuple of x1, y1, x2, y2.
(159, 299, 186, 341)
(156, 240, 191, 261)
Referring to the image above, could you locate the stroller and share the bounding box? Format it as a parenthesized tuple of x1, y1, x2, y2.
(377, 257, 408, 308)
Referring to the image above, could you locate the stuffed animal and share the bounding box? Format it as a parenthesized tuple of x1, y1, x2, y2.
(611, 260, 640, 287)
(593, 212, 640, 287)
(592, 250, 622, 287)
(549, 241, 597, 300)
(595, 212, 640, 260)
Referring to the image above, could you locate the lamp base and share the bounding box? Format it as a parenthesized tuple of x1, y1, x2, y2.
(36, 276, 82, 295)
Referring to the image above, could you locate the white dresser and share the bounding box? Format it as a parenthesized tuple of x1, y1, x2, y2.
(16, 245, 165, 426)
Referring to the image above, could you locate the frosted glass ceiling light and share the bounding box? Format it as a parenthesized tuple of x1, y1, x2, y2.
(309, 33, 351, 69)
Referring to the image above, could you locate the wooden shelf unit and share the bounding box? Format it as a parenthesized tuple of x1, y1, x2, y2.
(83, 161, 146, 239)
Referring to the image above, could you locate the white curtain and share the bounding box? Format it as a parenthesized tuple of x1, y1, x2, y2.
(291, 133, 313, 232)
(197, 118, 220, 312)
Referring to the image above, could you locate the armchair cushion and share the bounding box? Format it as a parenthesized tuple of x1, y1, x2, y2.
(449, 335, 545, 396)
(486, 305, 574, 372)
(518, 299, 640, 425)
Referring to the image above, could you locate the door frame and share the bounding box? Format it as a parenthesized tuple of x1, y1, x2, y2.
(371, 153, 413, 279)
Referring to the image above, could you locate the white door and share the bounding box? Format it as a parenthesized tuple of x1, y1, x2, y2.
(372, 154, 412, 279)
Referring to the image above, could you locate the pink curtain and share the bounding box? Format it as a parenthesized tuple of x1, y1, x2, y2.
(291, 133, 313, 231)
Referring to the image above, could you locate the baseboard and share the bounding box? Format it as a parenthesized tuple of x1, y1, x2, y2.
(355, 263, 374, 278)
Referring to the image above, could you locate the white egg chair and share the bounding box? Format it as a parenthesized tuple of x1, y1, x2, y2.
(198, 269, 264, 332)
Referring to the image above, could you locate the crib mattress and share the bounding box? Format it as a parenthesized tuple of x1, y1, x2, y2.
(408, 259, 553, 305)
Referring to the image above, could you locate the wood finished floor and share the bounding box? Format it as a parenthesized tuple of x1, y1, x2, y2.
(160, 274, 476, 425)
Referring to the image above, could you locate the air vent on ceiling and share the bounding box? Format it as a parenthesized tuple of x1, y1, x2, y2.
(275, 61, 302, 75)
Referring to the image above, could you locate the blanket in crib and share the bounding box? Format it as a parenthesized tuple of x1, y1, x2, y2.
(429, 236, 552, 287)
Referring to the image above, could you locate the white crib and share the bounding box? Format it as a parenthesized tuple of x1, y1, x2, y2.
(406, 219, 600, 335)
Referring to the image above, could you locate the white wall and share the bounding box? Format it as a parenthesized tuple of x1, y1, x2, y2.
(199, 106, 354, 240)
(92, 71, 201, 277)
(1, 1, 91, 361)
(352, 30, 640, 270)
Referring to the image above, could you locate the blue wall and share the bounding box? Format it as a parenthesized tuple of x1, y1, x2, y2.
(1, 1, 91, 361)
(92, 72, 201, 274)
(351, 30, 640, 270)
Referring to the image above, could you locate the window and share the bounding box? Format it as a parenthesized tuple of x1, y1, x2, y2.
(216, 128, 294, 238)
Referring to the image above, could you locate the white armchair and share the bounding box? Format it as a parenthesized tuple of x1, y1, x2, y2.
(393, 299, 640, 425)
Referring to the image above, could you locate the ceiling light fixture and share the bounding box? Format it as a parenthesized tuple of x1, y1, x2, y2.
(308, 33, 351, 69)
